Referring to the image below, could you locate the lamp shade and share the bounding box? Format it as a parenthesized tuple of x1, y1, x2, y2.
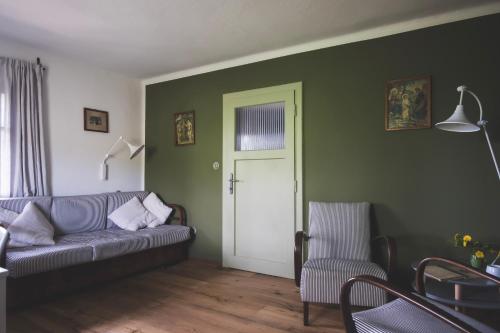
(435, 105, 480, 132)
(127, 143, 145, 159)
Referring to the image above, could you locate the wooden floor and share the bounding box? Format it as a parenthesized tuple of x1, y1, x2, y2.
(8, 259, 345, 333)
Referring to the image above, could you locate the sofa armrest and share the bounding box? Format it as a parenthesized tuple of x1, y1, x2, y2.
(294, 231, 309, 287)
(167, 204, 187, 226)
(0, 227, 8, 268)
(371, 235, 397, 281)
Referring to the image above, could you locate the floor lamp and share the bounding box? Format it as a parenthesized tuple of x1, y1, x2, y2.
(435, 85, 500, 180)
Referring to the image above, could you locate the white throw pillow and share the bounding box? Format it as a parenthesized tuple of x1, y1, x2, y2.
(143, 192, 173, 228)
(108, 196, 158, 231)
(7, 202, 55, 246)
(0, 207, 19, 227)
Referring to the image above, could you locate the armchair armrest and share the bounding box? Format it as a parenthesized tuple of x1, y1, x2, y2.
(294, 231, 309, 287)
(166, 204, 187, 226)
(340, 275, 481, 333)
(371, 235, 397, 281)
(0, 227, 8, 268)
(415, 257, 500, 295)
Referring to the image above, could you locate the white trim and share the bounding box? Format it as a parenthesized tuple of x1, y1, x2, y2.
(140, 84, 146, 190)
(142, 2, 500, 85)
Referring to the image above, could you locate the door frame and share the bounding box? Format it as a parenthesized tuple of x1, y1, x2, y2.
(221, 82, 303, 274)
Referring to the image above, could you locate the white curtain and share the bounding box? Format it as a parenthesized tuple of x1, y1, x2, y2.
(0, 57, 47, 197)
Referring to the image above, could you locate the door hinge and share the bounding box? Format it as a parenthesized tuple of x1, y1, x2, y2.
(294, 180, 298, 193)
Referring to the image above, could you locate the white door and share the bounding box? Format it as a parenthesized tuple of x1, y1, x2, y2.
(222, 83, 302, 279)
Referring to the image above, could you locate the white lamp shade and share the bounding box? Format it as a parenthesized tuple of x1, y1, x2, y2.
(435, 105, 480, 132)
(127, 143, 145, 159)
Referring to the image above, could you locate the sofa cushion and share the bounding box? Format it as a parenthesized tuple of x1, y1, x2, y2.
(0, 196, 52, 220)
(136, 224, 191, 248)
(143, 192, 173, 227)
(108, 197, 157, 231)
(7, 202, 55, 246)
(58, 229, 150, 261)
(6, 242, 94, 278)
(51, 194, 107, 235)
(0, 207, 19, 226)
(106, 191, 148, 228)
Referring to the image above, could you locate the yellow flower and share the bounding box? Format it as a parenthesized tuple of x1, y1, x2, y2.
(474, 250, 485, 259)
(463, 235, 472, 247)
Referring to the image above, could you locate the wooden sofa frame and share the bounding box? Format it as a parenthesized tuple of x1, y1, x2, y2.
(0, 204, 195, 308)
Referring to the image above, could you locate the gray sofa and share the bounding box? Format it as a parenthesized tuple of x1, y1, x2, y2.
(0, 191, 195, 307)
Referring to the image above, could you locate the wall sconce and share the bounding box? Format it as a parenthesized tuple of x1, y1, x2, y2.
(101, 136, 144, 180)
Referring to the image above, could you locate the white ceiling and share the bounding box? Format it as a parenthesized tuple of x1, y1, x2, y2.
(0, 0, 498, 79)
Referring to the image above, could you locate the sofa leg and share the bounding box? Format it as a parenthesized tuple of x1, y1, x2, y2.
(303, 302, 309, 326)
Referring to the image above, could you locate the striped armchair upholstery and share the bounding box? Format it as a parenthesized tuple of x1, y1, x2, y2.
(341, 259, 500, 333)
(297, 202, 393, 325)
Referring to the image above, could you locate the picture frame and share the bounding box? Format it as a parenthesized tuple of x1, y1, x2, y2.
(385, 76, 431, 131)
(84, 108, 109, 133)
(174, 111, 195, 146)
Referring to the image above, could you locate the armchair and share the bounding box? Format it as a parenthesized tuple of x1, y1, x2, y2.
(295, 202, 396, 325)
(341, 257, 500, 333)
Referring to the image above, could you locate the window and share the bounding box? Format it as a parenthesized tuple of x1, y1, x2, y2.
(235, 102, 285, 151)
(0, 92, 10, 197)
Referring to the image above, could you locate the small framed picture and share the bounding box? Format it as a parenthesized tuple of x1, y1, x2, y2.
(385, 76, 431, 131)
(174, 111, 195, 146)
(84, 108, 109, 133)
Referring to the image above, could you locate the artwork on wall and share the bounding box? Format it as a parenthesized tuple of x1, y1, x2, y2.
(84, 108, 109, 133)
(174, 111, 195, 146)
(385, 76, 431, 131)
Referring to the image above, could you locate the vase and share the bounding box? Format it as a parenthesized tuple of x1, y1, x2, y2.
(470, 254, 484, 269)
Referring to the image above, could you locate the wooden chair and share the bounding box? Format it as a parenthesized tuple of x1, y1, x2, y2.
(295, 202, 396, 325)
(341, 257, 500, 333)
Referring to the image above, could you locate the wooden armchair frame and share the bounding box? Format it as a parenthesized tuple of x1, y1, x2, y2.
(340, 258, 500, 333)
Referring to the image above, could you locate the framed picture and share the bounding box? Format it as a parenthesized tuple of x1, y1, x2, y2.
(385, 76, 431, 131)
(174, 111, 195, 146)
(84, 108, 109, 133)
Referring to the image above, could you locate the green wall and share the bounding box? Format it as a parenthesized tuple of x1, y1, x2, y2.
(146, 14, 500, 284)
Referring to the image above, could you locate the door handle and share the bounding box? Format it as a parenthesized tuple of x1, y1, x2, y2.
(229, 173, 240, 195)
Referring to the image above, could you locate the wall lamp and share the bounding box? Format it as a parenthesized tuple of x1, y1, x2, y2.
(435, 85, 499, 180)
(101, 136, 144, 180)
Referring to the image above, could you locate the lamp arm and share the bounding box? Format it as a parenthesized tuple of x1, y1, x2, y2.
(481, 125, 500, 180)
(462, 87, 500, 180)
(103, 136, 124, 164)
(462, 87, 484, 122)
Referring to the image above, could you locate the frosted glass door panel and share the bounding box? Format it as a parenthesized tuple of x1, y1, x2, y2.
(235, 102, 285, 151)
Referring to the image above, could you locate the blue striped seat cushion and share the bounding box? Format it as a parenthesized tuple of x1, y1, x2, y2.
(106, 191, 149, 229)
(57, 229, 150, 261)
(352, 297, 498, 333)
(136, 224, 191, 248)
(300, 258, 387, 307)
(6, 242, 93, 278)
(308, 202, 371, 261)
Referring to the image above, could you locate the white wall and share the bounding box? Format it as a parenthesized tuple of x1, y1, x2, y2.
(0, 37, 144, 196)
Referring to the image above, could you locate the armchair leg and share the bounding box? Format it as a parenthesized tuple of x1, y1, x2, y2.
(303, 302, 309, 326)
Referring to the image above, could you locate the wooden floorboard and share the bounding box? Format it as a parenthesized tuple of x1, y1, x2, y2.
(7, 259, 345, 333)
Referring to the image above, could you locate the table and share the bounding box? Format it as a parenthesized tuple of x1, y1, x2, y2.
(411, 261, 500, 313)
